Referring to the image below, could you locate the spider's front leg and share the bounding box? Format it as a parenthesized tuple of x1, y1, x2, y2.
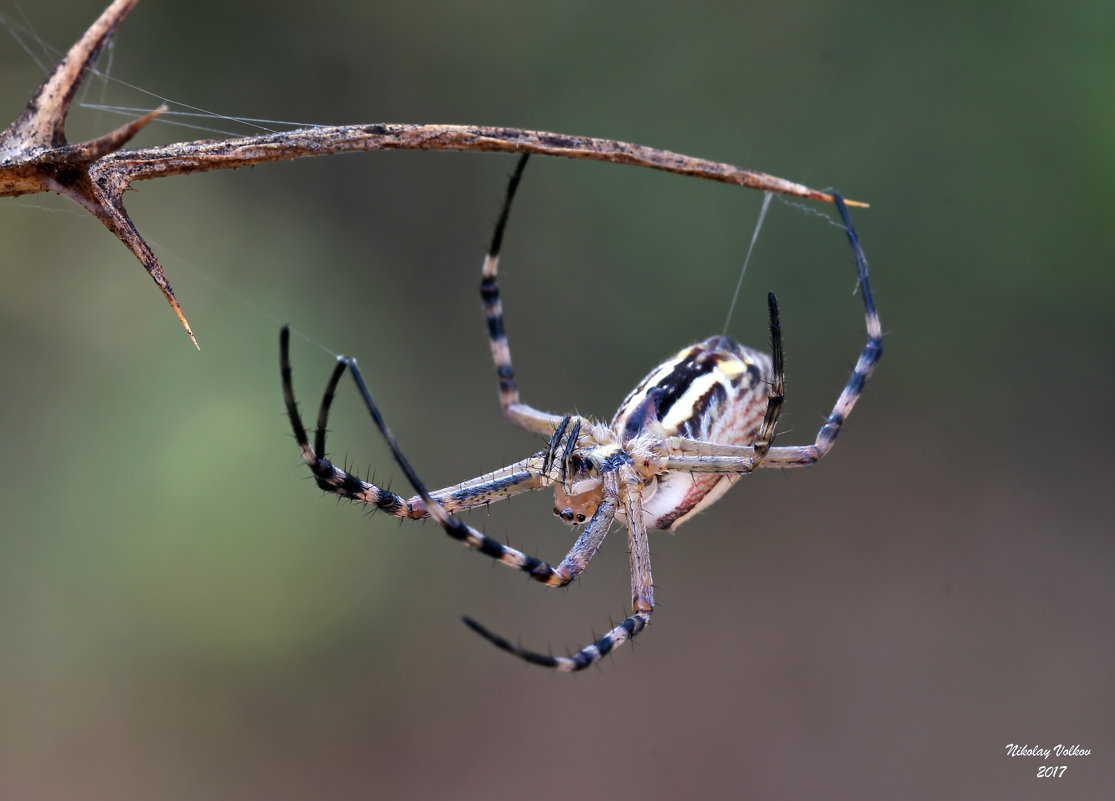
(281, 327, 544, 518)
(328, 340, 621, 591)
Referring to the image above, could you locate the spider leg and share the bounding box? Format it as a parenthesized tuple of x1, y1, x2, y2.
(663, 193, 880, 474)
(426, 459, 547, 509)
(341, 348, 596, 588)
(464, 456, 655, 672)
(480, 153, 567, 436)
(760, 194, 881, 468)
(281, 326, 544, 517)
(661, 450, 759, 474)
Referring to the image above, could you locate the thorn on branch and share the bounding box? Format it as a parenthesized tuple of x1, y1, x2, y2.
(0, 0, 866, 350)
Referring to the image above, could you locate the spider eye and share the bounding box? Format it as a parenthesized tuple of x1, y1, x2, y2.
(552, 507, 561, 517)
(576, 513, 586, 523)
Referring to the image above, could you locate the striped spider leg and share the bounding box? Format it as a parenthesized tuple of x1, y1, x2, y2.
(281, 154, 880, 671)
(656, 197, 882, 477)
(283, 327, 582, 587)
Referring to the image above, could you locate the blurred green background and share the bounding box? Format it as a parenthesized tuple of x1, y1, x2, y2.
(2, 1, 1113, 799)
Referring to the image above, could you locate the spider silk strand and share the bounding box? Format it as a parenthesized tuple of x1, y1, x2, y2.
(721, 191, 772, 336)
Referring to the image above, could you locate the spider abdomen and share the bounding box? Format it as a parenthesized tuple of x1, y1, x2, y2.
(613, 335, 772, 530)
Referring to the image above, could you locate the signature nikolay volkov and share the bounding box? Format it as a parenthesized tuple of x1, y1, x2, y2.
(1005, 744, 1092, 759)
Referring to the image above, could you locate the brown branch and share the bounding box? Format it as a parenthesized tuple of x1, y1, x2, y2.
(0, 0, 865, 348)
(96, 124, 851, 199)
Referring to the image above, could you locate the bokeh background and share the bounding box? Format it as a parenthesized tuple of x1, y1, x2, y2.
(2, 1, 1113, 799)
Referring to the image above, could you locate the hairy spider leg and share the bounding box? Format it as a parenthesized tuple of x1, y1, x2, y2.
(282, 327, 543, 518)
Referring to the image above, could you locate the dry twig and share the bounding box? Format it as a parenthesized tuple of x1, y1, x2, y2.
(1, 0, 864, 348)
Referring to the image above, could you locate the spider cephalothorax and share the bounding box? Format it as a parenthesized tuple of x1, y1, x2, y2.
(281, 154, 881, 671)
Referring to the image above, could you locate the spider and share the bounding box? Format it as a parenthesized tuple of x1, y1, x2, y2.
(280, 154, 881, 672)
